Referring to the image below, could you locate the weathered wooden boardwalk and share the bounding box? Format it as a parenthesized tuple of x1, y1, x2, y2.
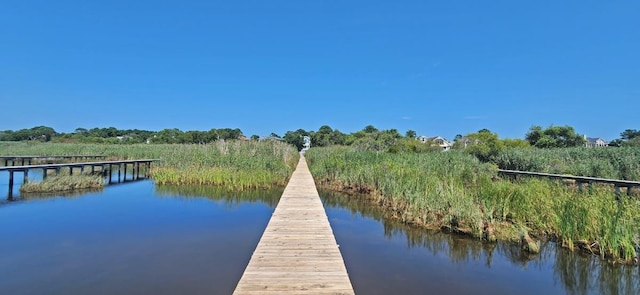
(1, 159, 157, 198)
(233, 156, 354, 295)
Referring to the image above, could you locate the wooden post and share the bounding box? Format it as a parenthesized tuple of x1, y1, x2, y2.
(109, 164, 113, 184)
(8, 170, 14, 197)
(627, 186, 633, 196)
(23, 169, 29, 184)
(615, 186, 621, 201)
(123, 163, 128, 182)
(118, 163, 122, 182)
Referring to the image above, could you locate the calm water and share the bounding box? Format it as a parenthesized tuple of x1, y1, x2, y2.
(320, 190, 640, 295)
(0, 180, 282, 295)
(1, 176, 638, 295)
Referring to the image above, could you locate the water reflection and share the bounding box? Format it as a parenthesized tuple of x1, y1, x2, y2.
(0, 181, 282, 295)
(154, 184, 282, 208)
(554, 251, 640, 295)
(320, 190, 640, 295)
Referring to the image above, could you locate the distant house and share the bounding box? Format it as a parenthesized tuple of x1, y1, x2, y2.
(259, 136, 283, 142)
(585, 136, 608, 148)
(417, 135, 452, 151)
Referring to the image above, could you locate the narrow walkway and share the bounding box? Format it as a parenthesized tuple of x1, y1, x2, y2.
(233, 156, 354, 295)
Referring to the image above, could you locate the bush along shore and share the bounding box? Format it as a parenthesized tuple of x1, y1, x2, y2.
(306, 147, 640, 265)
(20, 175, 105, 193)
(2, 140, 300, 191)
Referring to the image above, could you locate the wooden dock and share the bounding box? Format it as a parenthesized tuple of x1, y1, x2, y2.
(233, 156, 354, 295)
(1, 159, 157, 198)
(498, 169, 640, 197)
(0, 155, 106, 166)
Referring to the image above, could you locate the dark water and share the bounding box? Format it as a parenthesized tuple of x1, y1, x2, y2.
(1, 175, 638, 295)
(320, 190, 640, 295)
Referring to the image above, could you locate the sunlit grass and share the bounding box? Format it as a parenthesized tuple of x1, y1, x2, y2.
(1, 140, 300, 190)
(306, 147, 640, 263)
(494, 147, 640, 180)
(19, 174, 105, 193)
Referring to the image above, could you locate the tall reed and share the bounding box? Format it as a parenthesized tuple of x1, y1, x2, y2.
(494, 147, 640, 180)
(306, 147, 640, 263)
(20, 175, 105, 193)
(1, 141, 299, 190)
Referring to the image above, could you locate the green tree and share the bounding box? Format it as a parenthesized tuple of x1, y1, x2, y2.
(405, 130, 416, 139)
(464, 129, 504, 162)
(155, 128, 183, 143)
(620, 129, 640, 141)
(502, 138, 531, 149)
(310, 125, 345, 147)
(525, 125, 585, 148)
(23, 126, 57, 141)
(363, 125, 379, 133)
(217, 128, 243, 140)
(283, 129, 310, 151)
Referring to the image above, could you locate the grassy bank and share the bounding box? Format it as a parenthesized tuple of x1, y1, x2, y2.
(306, 147, 640, 264)
(20, 175, 105, 193)
(1, 141, 300, 190)
(494, 147, 640, 180)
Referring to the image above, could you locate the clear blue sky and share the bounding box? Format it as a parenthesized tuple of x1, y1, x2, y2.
(2, 1, 638, 140)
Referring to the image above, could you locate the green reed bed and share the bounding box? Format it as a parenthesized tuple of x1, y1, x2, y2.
(306, 147, 640, 263)
(494, 147, 640, 181)
(1, 141, 299, 190)
(20, 175, 105, 193)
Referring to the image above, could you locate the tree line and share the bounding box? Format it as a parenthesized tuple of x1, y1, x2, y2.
(0, 126, 243, 144)
(1, 125, 638, 152)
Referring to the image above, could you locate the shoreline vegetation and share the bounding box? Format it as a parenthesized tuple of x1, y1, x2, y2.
(20, 174, 105, 193)
(1, 141, 300, 191)
(305, 147, 640, 265)
(3, 141, 639, 264)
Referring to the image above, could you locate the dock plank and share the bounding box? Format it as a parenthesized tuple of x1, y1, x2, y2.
(233, 155, 354, 295)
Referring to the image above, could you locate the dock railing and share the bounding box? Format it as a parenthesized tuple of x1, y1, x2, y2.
(498, 169, 639, 198)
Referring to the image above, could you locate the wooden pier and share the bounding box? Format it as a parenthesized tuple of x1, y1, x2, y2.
(233, 156, 354, 295)
(498, 169, 640, 197)
(1, 159, 157, 198)
(0, 155, 106, 166)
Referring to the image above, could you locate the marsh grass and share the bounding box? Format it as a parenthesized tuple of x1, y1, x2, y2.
(306, 147, 640, 263)
(20, 175, 105, 193)
(494, 147, 640, 180)
(1, 140, 299, 190)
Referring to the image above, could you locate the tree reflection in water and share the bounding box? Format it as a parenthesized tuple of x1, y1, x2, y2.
(155, 184, 283, 208)
(320, 189, 639, 295)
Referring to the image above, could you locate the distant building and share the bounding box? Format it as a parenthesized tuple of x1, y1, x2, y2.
(302, 136, 311, 152)
(259, 136, 283, 142)
(417, 135, 452, 151)
(585, 136, 608, 148)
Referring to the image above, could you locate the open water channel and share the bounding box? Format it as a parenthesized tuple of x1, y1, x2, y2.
(0, 175, 638, 294)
